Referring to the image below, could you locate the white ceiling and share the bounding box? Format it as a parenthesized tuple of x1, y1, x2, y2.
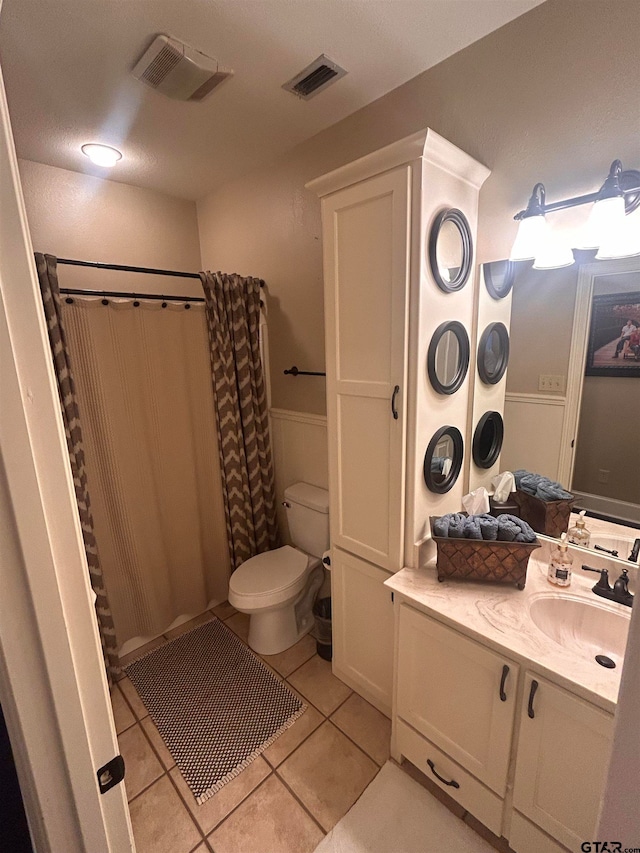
(0, 0, 543, 201)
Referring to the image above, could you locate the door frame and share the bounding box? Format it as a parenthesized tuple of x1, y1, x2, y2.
(0, 60, 134, 851)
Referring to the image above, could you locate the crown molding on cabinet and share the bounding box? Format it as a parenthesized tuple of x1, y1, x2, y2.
(305, 128, 490, 198)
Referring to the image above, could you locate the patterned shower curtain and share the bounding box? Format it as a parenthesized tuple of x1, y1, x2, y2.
(200, 271, 279, 570)
(34, 253, 120, 682)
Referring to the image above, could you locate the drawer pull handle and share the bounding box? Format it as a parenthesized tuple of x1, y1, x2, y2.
(499, 664, 510, 702)
(427, 759, 460, 789)
(527, 679, 539, 719)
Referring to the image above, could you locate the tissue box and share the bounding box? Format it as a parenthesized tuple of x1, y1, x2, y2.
(513, 490, 576, 538)
(429, 516, 541, 589)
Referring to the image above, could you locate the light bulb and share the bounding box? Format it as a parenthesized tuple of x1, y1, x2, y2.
(510, 215, 548, 261)
(81, 144, 122, 167)
(579, 195, 626, 250)
(596, 210, 640, 259)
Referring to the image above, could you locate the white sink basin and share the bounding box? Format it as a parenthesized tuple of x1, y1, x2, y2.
(529, 595, 630, 663)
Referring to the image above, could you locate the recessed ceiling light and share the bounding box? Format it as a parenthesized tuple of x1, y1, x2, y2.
(81, 143, 122, 167)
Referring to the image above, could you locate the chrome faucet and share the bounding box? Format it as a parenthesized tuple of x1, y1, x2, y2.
(582, 565, 634, 608)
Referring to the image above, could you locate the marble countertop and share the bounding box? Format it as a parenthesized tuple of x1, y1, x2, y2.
(385, 544, 633, 713)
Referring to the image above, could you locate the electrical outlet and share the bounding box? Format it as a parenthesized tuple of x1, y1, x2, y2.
(598, 469, 610, 484)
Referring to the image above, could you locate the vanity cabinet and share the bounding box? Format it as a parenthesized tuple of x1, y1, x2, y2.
(394, 603, 519, 834)
(392, 599, 615, 853)
(512, 673, 613, 853)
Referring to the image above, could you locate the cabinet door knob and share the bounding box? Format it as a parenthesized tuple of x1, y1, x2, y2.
(391, 385, 400, 420)
(426, 759, 460, 789)
(527, 679, 539, 719)
(499, 664, 510, 702)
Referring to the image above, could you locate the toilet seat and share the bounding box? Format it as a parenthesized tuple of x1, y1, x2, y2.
(229, 545, 311, 610)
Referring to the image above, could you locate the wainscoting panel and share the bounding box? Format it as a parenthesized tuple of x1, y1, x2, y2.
(501, 393, 567, 483)
(270, 409, 329, 544)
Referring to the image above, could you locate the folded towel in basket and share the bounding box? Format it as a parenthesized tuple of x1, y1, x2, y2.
(514, 469, 573, 502)
(478, 514, 499, 541)
(497, 514, 537, 543)
(433, 512, 535, 543)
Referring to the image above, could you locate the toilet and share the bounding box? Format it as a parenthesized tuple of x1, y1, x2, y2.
(228, 482, 329, 655)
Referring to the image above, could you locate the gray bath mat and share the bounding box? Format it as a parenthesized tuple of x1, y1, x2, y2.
(124, 617, 306, 803)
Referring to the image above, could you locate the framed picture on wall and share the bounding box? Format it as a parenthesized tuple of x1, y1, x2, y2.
(585, 291, 640, 377)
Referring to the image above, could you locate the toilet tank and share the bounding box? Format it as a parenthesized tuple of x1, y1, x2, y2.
(284, 482, 329, 558)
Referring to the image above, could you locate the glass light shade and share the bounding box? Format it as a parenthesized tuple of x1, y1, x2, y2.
(596, 211, 640, 260)
(578, 195, 626, 250)
(81, 143, 122, 167)
(509, 214, 548, 261)
(533, 233, 575, 270)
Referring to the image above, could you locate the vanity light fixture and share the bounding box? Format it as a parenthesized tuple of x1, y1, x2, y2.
(511, 160, 640, 269)
(81, 143, 122, 168)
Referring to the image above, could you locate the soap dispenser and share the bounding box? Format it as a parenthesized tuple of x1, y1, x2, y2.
(548, 533, 573, 587)
(567, 510, 591, 548)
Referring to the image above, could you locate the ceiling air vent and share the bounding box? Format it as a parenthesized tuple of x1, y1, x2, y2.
(283, 54, 347, 100)
(132, 35, 233, 102)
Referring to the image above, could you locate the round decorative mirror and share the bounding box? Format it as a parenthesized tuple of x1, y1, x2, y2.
(477, 322, 510, 384)
(427, 321, 470, 395)
(483, 259, 516, 300)
(423, 426, 464, 494)
(428, 208, 473, 293)
(472, 411, 504, 469)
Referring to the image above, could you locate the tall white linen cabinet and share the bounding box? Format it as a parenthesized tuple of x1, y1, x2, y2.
(307, 130, 490, 715)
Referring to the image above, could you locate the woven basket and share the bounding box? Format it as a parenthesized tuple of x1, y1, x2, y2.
(429, 517, 541, 589)
(513, 490, 576, 538)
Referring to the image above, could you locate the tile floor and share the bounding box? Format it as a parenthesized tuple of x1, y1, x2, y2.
(111, 603, 510, 853)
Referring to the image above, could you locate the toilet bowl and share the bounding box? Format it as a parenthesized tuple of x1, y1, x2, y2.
(228, 482, 330, 655)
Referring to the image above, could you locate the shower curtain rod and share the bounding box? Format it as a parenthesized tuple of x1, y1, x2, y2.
(55, 257, 265, 286)
(57, 257, 202, 279)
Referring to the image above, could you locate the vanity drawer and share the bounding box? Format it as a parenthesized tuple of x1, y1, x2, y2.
(396, 719, 505, 836)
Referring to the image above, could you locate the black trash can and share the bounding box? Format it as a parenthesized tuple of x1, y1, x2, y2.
(312, 597, 332, 661)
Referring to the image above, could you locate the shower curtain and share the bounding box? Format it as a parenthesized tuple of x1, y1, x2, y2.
(62, 296, 231, 646)
(200, 271, 279, 570)
(35, 253, 120, 680)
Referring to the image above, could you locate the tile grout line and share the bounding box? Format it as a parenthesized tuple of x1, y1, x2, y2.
(204, 772, 275, 844)
(273, 767, 329, 837)
(125, 697, 205, 847)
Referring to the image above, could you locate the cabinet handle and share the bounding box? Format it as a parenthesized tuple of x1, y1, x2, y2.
(527, 679, 539, 719)
(426, 759, 460, 789)
(499, 664, 509, 702)
(391, 385, 400, 420)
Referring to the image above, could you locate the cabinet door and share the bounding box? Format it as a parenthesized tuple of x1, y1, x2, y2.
(397, 604, 518, 795)
(513, 673, 613, 851)
(331, 548, 394, 716)
(322, 166, 410, 571)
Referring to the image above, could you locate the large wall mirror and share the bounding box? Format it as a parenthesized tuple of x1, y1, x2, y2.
(496, 253, 640, 530)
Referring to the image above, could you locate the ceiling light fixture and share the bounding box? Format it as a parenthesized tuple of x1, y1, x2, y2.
(81, 143, 122, 168)
(511, 160, 640, 269)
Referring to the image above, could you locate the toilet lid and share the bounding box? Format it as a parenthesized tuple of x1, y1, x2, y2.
(230, 545, 309, 597)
